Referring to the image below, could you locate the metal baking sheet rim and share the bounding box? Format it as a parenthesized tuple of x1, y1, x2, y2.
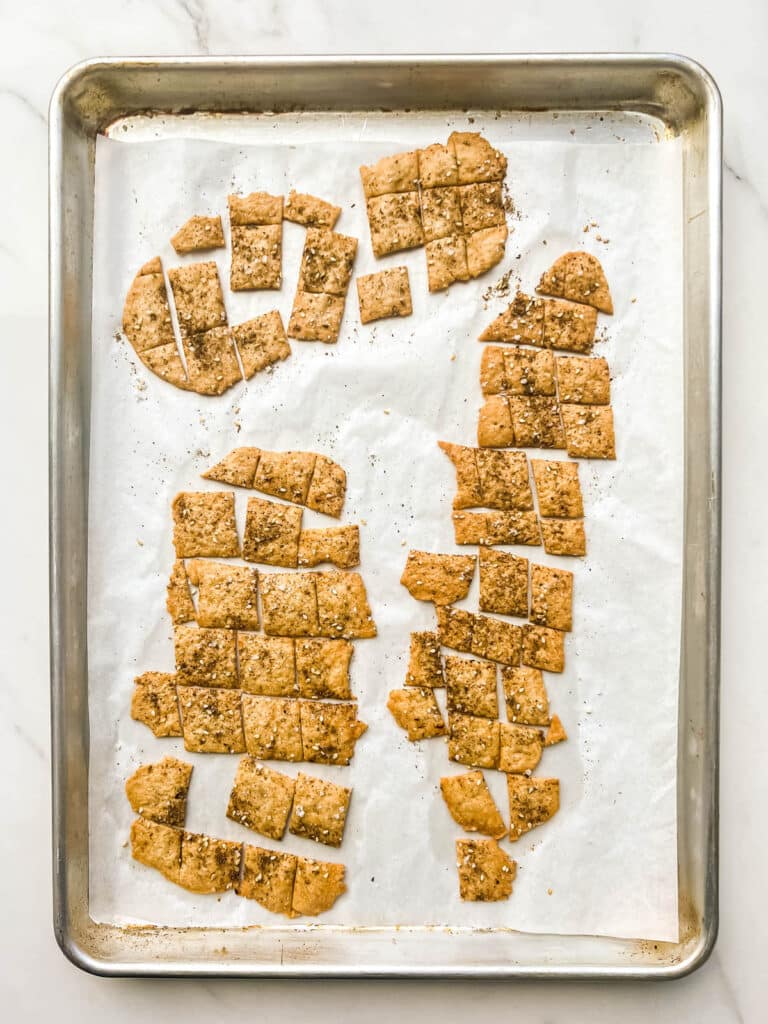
(48, 53, 722, 980)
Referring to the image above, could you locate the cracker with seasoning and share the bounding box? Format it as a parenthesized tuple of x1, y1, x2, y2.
(445, 656, 498, 719)
(299, 700, 367, 765)
(452, 509, 541, 548)
(477, 394, 515, 447)
(284, 190, 341, 229)
(438, 441, 483, 510)
(405, 631, 444, 688)
(356, 267, 413, 324)
(174, 625, 238, 688)
(469, 614, 522, 666)
(170, 215, 225, 254)
(478, 547, 529, 618)
(501, 666, 550, 727)
(521, 624, 565, 673)
(440, 771, 506, 839)
(238, 635, 297, 697)
(455, 838, 516, 902)
(436, 605, 475, 653)
(166, 559, 195, 625)
(237, 846, 298, 916)
(298, 525, 360, 569)
(185, 560, 260, 630)
(498, 722, 544, 774)
(167, 261, 228, 338)
(555, 355, 611, 405)
(448, 713, 500, 770)
(131, 672, 182, 738)
(253, 450, 317, 505)
(530, 563, 574, 632)
(400, 550, 476, 606)
(228, 191, 284, 291)
(507, 776, 560, 841)
(202, 446, 261, 489)
(561, 404, 617, 459)
(288, 290, 346, 343)
(387, 687, 447, 741)
(260, 572, 320, 637)
(530, 459, 584, 518)
(226, 758, 296, 840)
(540, 518, 587, 557)
(179, 832, 242, 894)
(242, 496, 303, 568)
(288, 772, 352, 847)
(130, 817, 182, 884)
(172, 491, 240, 559)
(291, 857, 347, 916)
(241, 695, 304, 762)
(178, 686, 245, 754)
(125, 756, 192, 828)
(315, 570, 377, 639)
(233, 311, 291, 379)
(537, 250, 613, 314)
(295, 638, 353, 700)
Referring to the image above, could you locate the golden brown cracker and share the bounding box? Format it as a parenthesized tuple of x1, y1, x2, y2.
(530, 459, 583, 518)
(139, 342, 188, 389)
(477, 395, 515, 447)
(174, 625, 238, 688)
(458, 181, 505, 233)
(305, 455, 347, 518)
(242, 496, 303, 568)
(166, 559, 195, 625)
(438, 441, 483, 510)
(521, 624, 565, 673)
(456, 838, 516, 901)
(420, 186, 464, 242)
(202, 447, 261, 489)
(537, 250, 613, 314)
(299, 700, 367, 765)
(507, 395, 566, 449)
(260, 572, 320, 637)
(498, 722, 543, 774)
(466, 225, 508, 278)
(299, 228, 357, 297)
(130, 817, 182, 884)
(291, 857, 346, 916)
(182, 326, 243, 396)
(228, 191, 283, 226)
(418, 143, 459, 188)
(530, 563, 573, 631)
(233, 311, 291, 378)
(542, 297, 597, 353)
(295, 638, 353, 700)
(540, 518, 587, 557)
(501, 666, 550, 726)
(367, 192, 425, 257)
(469, 615, 522, 666)
(179, 832, 242, 894)
(122, 263, 176, 353)
(284, 190, 341, 229)
(478, 547, 529, 618)
(168, 261, 228, 338)
(171, 215, 225, 254)
(448, 713, 501, 769)
(440, 771, 506, 839)
(507, 775, 560, 841)
(241, 694, 303, 762)
(356, 266, 413, 324)
(360, 150, 419, 197)
(452, 509, 541, 547)
(172, 491, 240, 559)
(479, 346, 509, 396)
(476, 449, 533, 511)
(545, 714, 568, 746)
(448, 132, 507, 184)
(436, 605, 475, 653)
(237, 845, 298, 915)
(298, 526, 360, 569)
(387, 687, 446, 741)
(230, 224, 283, 290)
(178, 686, 246, 753)
(478, 292, 545, 345)
(315, 571, 377, 639)
(131, 672, 182, 738)
(186, 561, 260, 630)
(400, 550, 476, 606)
(555, 355, 611, 404)
(425, 235, 469, 291)
(445, 656, 498, 719)
(503, 347, 556, 396)
(125, 755, 192, 828)
(561, 404, 616, 459)
(406, 631, 444, 688)
(226, 757, 296, 840)
(288, 290, 345, 343)
(237, 634, 297, 697)
(253, 450, 318, 505)
(288, 772, 351, 847)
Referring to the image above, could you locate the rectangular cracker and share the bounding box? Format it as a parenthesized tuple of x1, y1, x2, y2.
(295, 638, 353, 700)
(449, 132, 507, 184)
(228, 191, 284, 226)
(360, 150, 419, 197)
(226, 757, 296, 840)
(305, 455, 347, 518)
(470, 615, 522, 666)
(507, 775, 560, 842)
(260, 572, 320, 637)
(299, 701, 367, 765)
(456, 838, 516, 901)
(166, 559, 195, 625)
(476, 449, 533, 511)
(179, 832, 242, 894)
(178, 686, 245, 753)
(284, 190, 341, 229)
(299, 228, 357, 297)
(436, 605, 475, 653)
(288, 772, 352, 847)
(530, 459, 584, 518)
(315, 571, 376, 639)
(356, 267, 413, 324)
(451, 510, 541, 547)
(125, 755, 192, 828)
(542, 297, 597, 353)
(406, 631, 444, 688)
(237, 845, 297, 915)
(466, 225, 508, 278)
(233, 311, 291, 378)
(288, 291, 345, 343)
(425, 235, 469, 291)
(540, 518, 587, 557)
(420, 186, 464, 242)
(478, 548, 529, 618)
(130, 817, 182, 884)
(172, 491, 240, 559)
(438, 441, 482, 509)
(501, 666, 550, 726)
(508, 395, 566, 449)
(253, 450, 317, 505)
(458, 182, 505, 233)
(185, 561, 259, 630)
(445, 656, 498, 719)
(367, 192, 425, 257)
(298, 526, 360, 569)
(241, 695, 303, 761)
(530, 563, 574, 632)
(521, 624, 565, 673)
(477, 395, 515, 447)
(448, 713, 500, 769)
(479, 292, 545, 345)
(131, 672, 182, 738)
(498, 722, 543, 774)
(230, 224, 282, 290)
(291, 857, 347, 916)
(479, 347, 509, 396)
(168, 261, 228, 338)
(440, 771, 506, 839)
(555, 355, 611, 405)
(237, 634, 297, 697)
(503, 347, 556, 396)
(242, 496, 303, 568)
(171, 215, 225, 254)
(182, 326, 243, 395)
(561, 404, 616, 459)
(202, 446, 261, 489)
(174, 625, 238, 688)
(400, 550, 476, 606)
(387, 687, 446, 741)
(418, 143, 459, 188)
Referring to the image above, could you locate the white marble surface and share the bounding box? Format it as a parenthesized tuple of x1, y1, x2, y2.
(0, 0, 765, 1020)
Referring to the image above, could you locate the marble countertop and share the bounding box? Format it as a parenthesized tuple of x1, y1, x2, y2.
(1, 1, 765, 1020)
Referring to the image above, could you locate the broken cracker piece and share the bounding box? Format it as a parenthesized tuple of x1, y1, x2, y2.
(356, 266, 413, 324)
(182, 326, 243, 396)
(425, 235, 470, 291)
(241, 695, 303, 762)
(242, 496, 303, 568)
(299, 700, 367, 765)
(530, 459, 583, 519)
(291, 857, 346, 916)
(288, 772, 351, 847)
(406, 631, 444, 688)
(545, 714, 568, 746)
(139, 342, 188, 389)
(166, 559, 195, 625)
(315, 571, 377, 639)
(305, 455, 347, 518)
(366, 192, 424, 257)
(477, 395, 515, 448)
(130, 817, 181, 884)
(387, 687, 446, 741)
(400, 550, 476, 606)
(537, 250, 613, 314)
(555, 355, 610, 405)
(456, 838, 516, 901)
(498, 722, 543, 774)
(228, 191, 283, 226)
(448, 132, 507, 184)
(440, 771, 506, 839)
(260, 572, 320, 637)
(452, 509, 541, 547)
(174, 624, 238, 688)
(445, 655, 498, 718)
(237, 845, 297, 915)
(360, 150, 420, 197)
(131, 672, 182, 738)
(179, 831, 242, 894)
(561, 404, 616, 459)
(233, 311, 291, 378)
(178, 686, 245, 753)
(521, 625, 565, 673)
(299, 227, 357, 297)
(122, 261, 176, 353)
(171, 215, 225, 254)
(237, 634, 296, 697)
(202, 447, 261, 489)
(295, 638, 353, 700)
(226, 757, 296, 840)
(418, 142, 459, 188)
(284, 190, 341, 229)
(172, 491, 240, 559)
(479, 547, 529, 618)
(438, 441, 483, 510)
(507, 775, 560, 841)
(288, 290, 345, 343)
(125, 756, 192, 828)
(186, 560, 260, 630)
(540, 518, 587, 557)
(298, 525, 360, 569)
(501, 666, 550, 726)
(448, 713, 500, 769)
(530, 563, 573, 632)
(542, 297, 597, 354)
(167, 261, 227, 338)
(479, 292, 545, 345)
(466, 224, 508, 278)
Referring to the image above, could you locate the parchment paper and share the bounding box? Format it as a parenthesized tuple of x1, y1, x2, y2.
(88, 120, 683, 942)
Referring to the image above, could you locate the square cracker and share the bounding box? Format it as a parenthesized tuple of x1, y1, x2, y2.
(226, 757, 296, 840)
(125, 755, 192, 828)
(400, 550, 476, 606)
(466, 225, 508, 278)
(366, 192, 424, 257)
(541, 518, 587, 557)
(360, 150, 420, 197)
(131, 672, 182, 738)
(202, 446, 261, 489)
(476, 449, 533, 511)
(237, 634, 297, 696)
(172, 491, 240, 559)
(479, 547, 529, 618)
(445, 656, 498, 719)
(130, 817, 182, 884)
(166, 559, 195, 625)
(299, 701, 367, 765)
(230, 224, 282, 291)
(555, 355, 610, 405)
(406, 631, 444, 688)
(233, 311, 291, 378)
(315, 571, 377, 639)
(508, 395, 565, 449)
(185, 560, 259, 630)
(241, 695, 303, 761)
(470, 615, 522, 666)
(448, 713, 500, 770)
(179, 832, 242, 894)
(299, 228, 357, 297)
(530, 459, 583, 518)
(501, 666, 550, 726)
(440, 771, 506, 839)
(438, 441, 483, 510)
(459, 182, 505, 233)
(477, 395, 515, 448)
(420, 186, 463, 242)
(298, 526, 360, 569)
(140, 342, 188, 389)
(253, 450, 317, 505)
(449, 132, 507, 184)
(174, 625, 238, 688)
(479, 292, 545, 345)
(168, 261, 227, 338)
(521, 624, 565, 673)
(503, 347, 556, 396)
(507, 775, 560, 842)
(237, 845, 298, 915)
(183, 327, 243, 396)
(123, 270, 175, 353)
(498, 722, 543, 774)
(542, 297, 597, 353)
(284, 190, 341, 229)
(288, 772, 352, 847)
(561, 404, 616, 459)
(305, 456, 346, 518)
(171, 214, 225, 254)
(387, 687, 446, 741)
(530, 563, 573, 631)
(479, 346, 509, 396)
(436, 605, 474, 653)
(452, 509, 541, 547)
(242, 496, 303, 568)
(418, 143, 459, 188)
(456, 838, 516, 901)
(291, 857, 346, 916)
(228, 191, 283, 226)
(260, 572, 320, 637)
(288, 291, 345, 343)
(425, 235, 469, 292)
(356, 267, 413, 324)
(178, 686, 245, 753)
(295, 638, 353, 700)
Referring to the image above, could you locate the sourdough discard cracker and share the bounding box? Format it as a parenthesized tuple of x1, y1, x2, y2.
(242, 496, 303, 568)
(178, 686, 245, 753)
(466, 225, 508, 278)
(387, 687, 446, 741)
(295, 638, 353, 700)
(291, 857, 346, 916)
(253, 450, 317, 505)
(167, 261, 227, 338)
(530, 563, 574, 631)
(182, 326, 243, 396)
(478, 547, 529, 618)
(298, 525, 360, 569)
(521, 624, 565, 673)
(299, 701, 367, 765)
(507, 775, 560, 841)
(122, 262, 176, 353)
(166, 559, 195, 625)
(130, 817, 182, 884)
(508, 395, 566, 449)
(172, 491, 240, 559)
(561, 404, 616, 459)
(360, 150, 420, 197)
(226, 757, 296, 840)
(537, 250, 613, 314)
(284, 190, 341, 228)
(425, 235, 469, 291)
(420, 186, 464, 242)
(458, 181, 505, 233)
(400, 550, 476, 606)
(174, 625, 238, 688)
(131, 672, 182, 738)
(406, 631, 444, 688)
(555, 355, 611, 404)
(230, 224, 282, 290)
(448, 713, 500, 769)
(438, 441, 482, 510)
(356, 266, 413, 323)
(469, 615, 522, 666)
(125, 756, 192, 828)
(440, 771, 506, 839)
(542, 297, 597, 353)
(448, 131, 507, 184)
(140, 342, 187, 389)
(179, 832, 242, 894)
(241, 695, 303, 762)
(456, 838, 516, 901)
(288, 772, 352, 847)
(299, 228, 357, 297)
(228, 191, 283, 226)
(237, 845, 298, 915)
(237, 634, 297, 697)
(436, 605, 475, 653)
(478, 292, 545, 345)
(445, 656, 498, 719)
(418, 143, 459, 188)
(477, 395, 515, 447)
(503, 347, 556, 396)
(545, 714, 568, 746)
(202, 447, 261, 489)
(186, 561, 260, 630)
(315, 571, 377, 639)
(288, 291, 345, 343)
(171, 215, 225, 254)
(233, 311, 290, 378)
(530, 459, 583, 518)
(260, 572, 320, 637)
(498, 722, 543, 773)
(451, 510, 541, 547)
(305, 455, 347, 518)
(501, 666, 550, 726)
(475, 449, 533, 511)
(366, 192, 424, 257)
(479, 346, 509, 396)
(540, 518, 587, 556)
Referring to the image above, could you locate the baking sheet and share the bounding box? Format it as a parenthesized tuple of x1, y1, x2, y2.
(88, 120, 683, 943)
